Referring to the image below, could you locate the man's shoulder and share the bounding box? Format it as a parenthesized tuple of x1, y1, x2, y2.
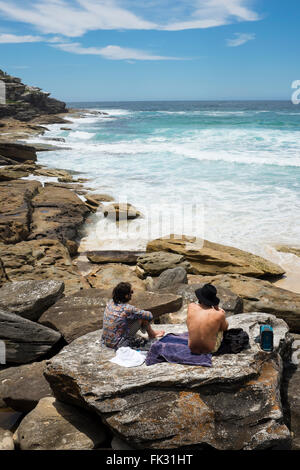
(214, 307, 226, 318)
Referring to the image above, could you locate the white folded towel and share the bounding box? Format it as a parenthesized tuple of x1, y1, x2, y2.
(109, 347, 148, 368)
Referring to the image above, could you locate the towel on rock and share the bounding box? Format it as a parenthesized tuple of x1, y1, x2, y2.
(145, 332, 212, 367)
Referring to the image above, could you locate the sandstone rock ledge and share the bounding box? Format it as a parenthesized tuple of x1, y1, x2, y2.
(45, 313, 293, 450)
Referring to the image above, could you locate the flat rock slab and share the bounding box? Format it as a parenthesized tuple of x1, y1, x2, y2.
(147, 235, 285, 279)
(87, 250, 144, 265)
(39, 289, 182, 343)
(0, 280, 64, 321)
(0, 360, 53, 412)
(28, 185, 90, 245)
(0, 142, 37, 162)
(0, 179, 41, 243)
(0, 238, 89, 296)
(45, 313, 292, 450)
(188, 273, 300, 333)
(0, 309, 61, 364)
(130, 291, 182, 319)
(87, 263, 146, 291)
(0, 166, 30, 181)
(15, 397, 107, 450)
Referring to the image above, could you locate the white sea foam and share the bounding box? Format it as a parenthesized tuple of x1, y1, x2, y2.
(29, 105, 300, 267)
(69, 131, 96, 140)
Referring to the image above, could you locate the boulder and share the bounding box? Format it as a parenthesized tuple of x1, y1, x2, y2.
(86, 193, 114, 203)
(0, 142, 37, 162)
(15, 397, 107, 450)
(103, 203, 142, 221)
(188, 274, 300, 333)
(0, 360, 53, 412)
(0, 238, 89, 296)
(0, 309, 61, 364)
(45, 313, 292, 450)
(87, 250, 143, 265)
(0, 280, 64, 321)
(39, 289, 109, 344)
(137, 251, 191, 278)
(39, 289, 182, 343)
(0, 179, 41, 244)
(28, 186, 90, 245)
(0, 429, 14, 450)
(130, 291, 182, 320)
(86, 263, 146, 291)
(152, 267, 188, 290)
(147, 235, 285, 279)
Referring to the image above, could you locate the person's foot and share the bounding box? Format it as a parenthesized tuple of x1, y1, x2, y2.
(148, 330, 165, 339)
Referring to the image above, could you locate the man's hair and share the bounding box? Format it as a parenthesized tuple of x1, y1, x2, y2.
(113, 282, 132, 304)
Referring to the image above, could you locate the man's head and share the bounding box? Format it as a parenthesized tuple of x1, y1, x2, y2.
(195, 283, 220, 307)
(113, 282, 133, 304)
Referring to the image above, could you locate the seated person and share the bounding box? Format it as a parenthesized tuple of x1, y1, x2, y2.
(187, 283, 228, 354)
(102, 282, 165, 350)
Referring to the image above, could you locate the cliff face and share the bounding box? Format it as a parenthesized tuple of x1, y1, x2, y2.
(0, 69, 67, 121)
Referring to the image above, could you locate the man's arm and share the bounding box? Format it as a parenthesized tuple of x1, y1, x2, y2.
(127, 304, 153, 322)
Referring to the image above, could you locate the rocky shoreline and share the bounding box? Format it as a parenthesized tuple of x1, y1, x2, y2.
(0, 70, 300, 451)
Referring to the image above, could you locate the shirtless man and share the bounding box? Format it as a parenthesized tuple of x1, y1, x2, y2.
(187, 284, 228, 354)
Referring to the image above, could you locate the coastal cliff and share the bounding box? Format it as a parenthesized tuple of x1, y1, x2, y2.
(0, 69, 67, 122)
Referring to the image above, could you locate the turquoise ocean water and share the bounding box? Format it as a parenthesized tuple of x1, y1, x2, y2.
(26, 101, 300, 273)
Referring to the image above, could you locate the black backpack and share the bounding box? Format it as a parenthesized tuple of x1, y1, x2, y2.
(214, 328, 250, 355)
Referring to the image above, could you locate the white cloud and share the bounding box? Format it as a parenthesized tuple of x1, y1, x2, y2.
(0, 33, 43, 43)
(226, 32, 255, 47)
(0, 0, 260, 36)
(53, 41, 180, 60)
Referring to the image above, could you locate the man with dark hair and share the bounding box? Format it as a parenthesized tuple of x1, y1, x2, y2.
(102, 282, 165, 349)
(187, 283, 228, 354)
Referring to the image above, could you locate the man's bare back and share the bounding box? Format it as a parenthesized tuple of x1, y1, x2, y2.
(187, 303, 228, 354)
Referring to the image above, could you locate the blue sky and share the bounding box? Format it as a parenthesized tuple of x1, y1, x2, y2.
(0, 0, 299, 101)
